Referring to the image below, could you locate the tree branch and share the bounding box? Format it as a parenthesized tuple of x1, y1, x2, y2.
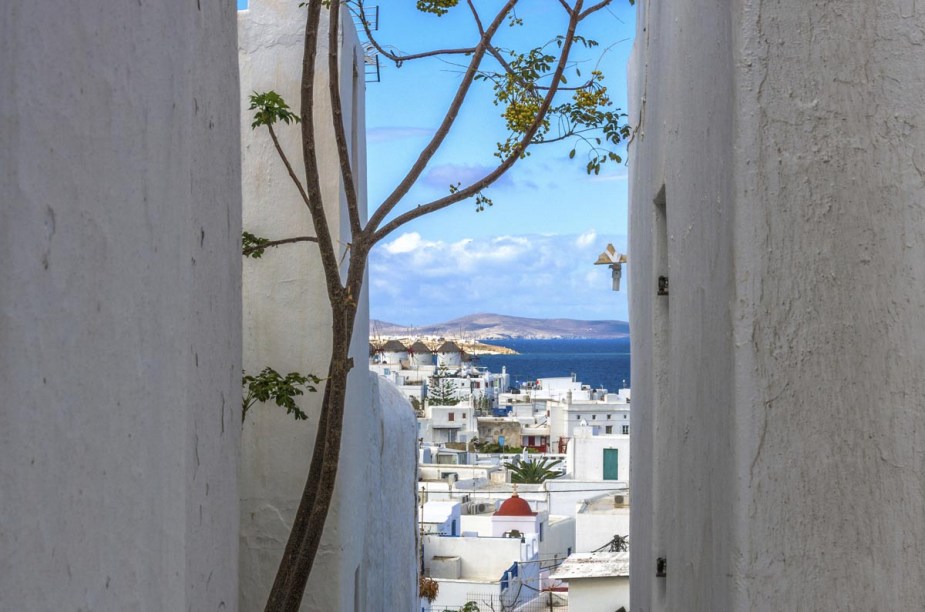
(243, 236, 318, 257)
(371, 0, 585, 243)
(298, 0, 343, 301)
(328, 0, 362, 238)
(484, 45, 595, 93)
(353, 1, 476, 65)
(466, 0, 485, 36)
(366, 0, 520, 236)
(580, 0, 614, 20)
(267, 124, 312, 208)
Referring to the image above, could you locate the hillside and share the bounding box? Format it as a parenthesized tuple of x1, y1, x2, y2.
(370, 313, 629, 340)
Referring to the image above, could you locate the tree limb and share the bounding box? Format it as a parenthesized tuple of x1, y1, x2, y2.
(580, 0, 614, 19)
(243, 236, 318, 257)
(371, 0, 586, 243)
(484, 45, 595, 93)
(466, 0, 485, 36)
(353, 1, 476, 65)
(366, 0, 520, 235)
(328, 0, 362, 238)
(267, 124, 312, 209)
(298, 0, 343, 301)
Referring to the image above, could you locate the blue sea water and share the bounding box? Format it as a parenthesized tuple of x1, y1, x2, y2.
(475, 338, 631, 392)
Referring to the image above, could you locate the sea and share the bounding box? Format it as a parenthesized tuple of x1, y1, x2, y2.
(475, 338, 631, 393)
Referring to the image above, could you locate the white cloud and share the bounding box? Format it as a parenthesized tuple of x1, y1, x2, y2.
(383, 232, 434, 254)
(575, 229, 598, 248)
(370, 232, 628, 324)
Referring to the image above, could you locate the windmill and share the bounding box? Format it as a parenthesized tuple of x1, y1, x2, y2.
(370, 320, 385, 363)
(594, 243, 628, 291)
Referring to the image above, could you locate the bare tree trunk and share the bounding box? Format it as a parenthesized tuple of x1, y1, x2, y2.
(264, 300, 357, 611)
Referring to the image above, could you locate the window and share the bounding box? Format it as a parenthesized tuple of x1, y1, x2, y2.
(605, 426, 613, 434)
(622, 425, 629, 435)
(462, 412, 466, 419)
(576, 415, 581, 420)
(448, 412, 455, 422)
(592, 415, 596, 420)
(607, 414, 611, 420)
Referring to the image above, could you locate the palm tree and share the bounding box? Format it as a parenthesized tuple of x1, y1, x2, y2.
(503, 456, 564, 484)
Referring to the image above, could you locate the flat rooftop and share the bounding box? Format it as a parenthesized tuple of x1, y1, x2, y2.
(551, 552, 630, 580)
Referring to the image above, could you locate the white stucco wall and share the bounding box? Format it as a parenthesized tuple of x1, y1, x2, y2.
(238, 2, 416, 610)
(629, 1, 925, 610)
(0, 1, 242, 609)
(575, 511, 630, 554)
(541, 516, 576, 560)
(567, 433, 630, 481)
(424, 535, 531, 581)
(567, 577, 629, 612)
(544, 480, 627, 516)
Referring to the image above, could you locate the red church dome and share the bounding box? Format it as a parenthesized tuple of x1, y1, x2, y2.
(494, 493, 536, 516)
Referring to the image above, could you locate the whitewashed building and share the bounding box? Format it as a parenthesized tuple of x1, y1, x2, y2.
(628, 1, 925, 609)
(238, 2, 417, 610)
(550, 552, 630, 611)
(1, 3, 242, 610)
(548, 389, 631, 446)
(422, 492, 544, 611)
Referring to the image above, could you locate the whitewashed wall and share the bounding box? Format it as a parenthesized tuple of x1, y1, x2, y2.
(567, 433, 630, 482)
(575, 511, 629, 553)
(629, 1, 925, 610)
(567, 577, 629, 612)
(238, 1, 416, 610)
(0, 1, 242, 609)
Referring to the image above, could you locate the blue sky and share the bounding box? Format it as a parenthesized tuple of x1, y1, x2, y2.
(238, 1, 634, 324)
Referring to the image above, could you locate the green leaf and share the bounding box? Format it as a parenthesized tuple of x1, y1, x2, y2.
(569, 149, 576, 159)
(241, 367, 321, 422)
(249, 91, 300, 129)
(416, 0, 459, 16)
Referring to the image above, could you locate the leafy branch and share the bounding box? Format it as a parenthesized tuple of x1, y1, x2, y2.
(242, 367, 322, 422)
(242, 232, 320, 258)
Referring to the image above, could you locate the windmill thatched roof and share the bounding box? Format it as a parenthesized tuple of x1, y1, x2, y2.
(381, 339, 409, 352)
(409, 340, 433, 354)
(436, 341, 462, 353)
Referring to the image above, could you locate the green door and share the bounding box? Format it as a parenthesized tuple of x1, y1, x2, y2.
(603, 448, 619, 480)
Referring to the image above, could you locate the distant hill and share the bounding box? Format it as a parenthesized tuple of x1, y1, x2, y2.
(370, 313, 629, 340)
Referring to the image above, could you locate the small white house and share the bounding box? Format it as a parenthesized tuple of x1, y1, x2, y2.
(551, 552, 630, 612)
(548, 390, 631, 442)
(566, 426, 630, 483)
(422, 501, 462, 537)
(575, 492, 630, 553)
